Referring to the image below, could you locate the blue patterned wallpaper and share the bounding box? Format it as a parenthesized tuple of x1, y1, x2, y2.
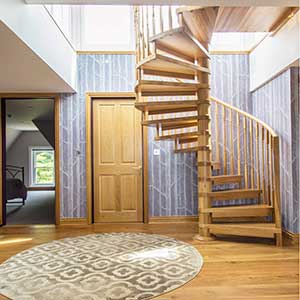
(291, 67, 299, 233)
(58, 53, 299, 233)
(60, 54, 135, 218)
(148, 54, 251, 217)
(252, 68, 299, 233)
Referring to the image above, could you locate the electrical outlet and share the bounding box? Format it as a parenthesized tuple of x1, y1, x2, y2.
(153, 149, 160, 156)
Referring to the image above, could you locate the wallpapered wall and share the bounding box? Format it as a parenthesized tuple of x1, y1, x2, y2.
(148, 54, 251, 216)
(252, 68, 299, 233)
(59, 54, 299, 233)
(290, 67, 299, 233)
(60, 54, 135, 218)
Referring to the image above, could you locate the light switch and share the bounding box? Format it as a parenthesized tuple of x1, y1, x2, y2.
(153, 149, 160, 156)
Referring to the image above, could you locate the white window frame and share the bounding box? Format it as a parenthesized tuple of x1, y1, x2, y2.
(29, 146, 55, 187)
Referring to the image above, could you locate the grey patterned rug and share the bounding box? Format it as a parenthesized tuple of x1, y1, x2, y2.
(0, 233, 203, 300)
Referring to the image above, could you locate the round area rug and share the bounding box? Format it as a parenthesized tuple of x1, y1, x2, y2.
(0, 233, 203, 300)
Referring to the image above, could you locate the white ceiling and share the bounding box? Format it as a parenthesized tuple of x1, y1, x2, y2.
(6, 99, 54, 131)
(24, 0, 300, 6)
(0, 21, 75, 93)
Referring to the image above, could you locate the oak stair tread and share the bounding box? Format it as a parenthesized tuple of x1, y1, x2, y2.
(141, 115, 209, 127)
(178, 7, 219, 47)
(155, 130, 210, 141)
(135, 100, 210, 115)
(150, 27, 210, 62)
(135, 80, 209, 96)
(178, 135, 199, 144)
(209, 174, 243, 184)
(198, 161, 221, 170)
(203, 204, 273, 218)
(174, 146, 210, 153)
(202, 223, 281, 239)
(138, 53, 209, 80)
(203, 189, 261, 201)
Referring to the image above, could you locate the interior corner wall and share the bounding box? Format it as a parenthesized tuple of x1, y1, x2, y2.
(251, 67, 299, 233)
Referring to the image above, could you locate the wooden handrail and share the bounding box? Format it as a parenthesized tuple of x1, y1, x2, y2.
(210, 96, 278, 137)
(210, 95, 281, 232)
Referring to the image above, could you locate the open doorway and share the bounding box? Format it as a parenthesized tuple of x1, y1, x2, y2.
(2, 98, 57, 225)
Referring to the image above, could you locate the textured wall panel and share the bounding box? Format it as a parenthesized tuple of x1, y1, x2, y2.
(252, 68, 299, 233)
(290, 67, 299, 233)
(60, 54, 135, 218)
(148, 54, 251, 216)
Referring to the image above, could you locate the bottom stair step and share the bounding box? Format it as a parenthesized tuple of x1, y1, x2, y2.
(201, 223, 281, 238)
(202, 204, 273, 218)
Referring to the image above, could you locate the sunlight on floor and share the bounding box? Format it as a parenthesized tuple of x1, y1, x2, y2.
(0, 237, 33, 246)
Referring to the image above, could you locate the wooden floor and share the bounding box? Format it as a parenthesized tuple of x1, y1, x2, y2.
(0, 223, 299, 300)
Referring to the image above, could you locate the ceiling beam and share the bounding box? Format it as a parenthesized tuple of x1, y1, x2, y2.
(24, 0, 300, 6)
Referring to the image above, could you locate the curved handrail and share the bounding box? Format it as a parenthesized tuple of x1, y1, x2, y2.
(210, 96, 278, 137)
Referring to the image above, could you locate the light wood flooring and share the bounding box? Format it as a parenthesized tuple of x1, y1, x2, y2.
(0, 223, 299, 300)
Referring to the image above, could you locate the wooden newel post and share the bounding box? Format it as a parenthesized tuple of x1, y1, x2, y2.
(195, 56, 213, 241)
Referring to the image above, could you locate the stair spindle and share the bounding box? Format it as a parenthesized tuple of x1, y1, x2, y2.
(168, 6, 173, 30)
(214, 103, 219, 163)
(243, 116, 248, 189)
(270, 139, 274, 204)
(249, 119, 254, 189)
(152, 5, 156, 36)
(222, 106, 227, 175)
(266, 131, 270, 205)
(159, 6, 163, 33)
(229, 109, 234, 175)
(141, 6, 145, 59)
(237, 112, 241, 176)
(255, 122, 261, 193)
(261, 126, 266, 203)
(146, 6, 150, 56)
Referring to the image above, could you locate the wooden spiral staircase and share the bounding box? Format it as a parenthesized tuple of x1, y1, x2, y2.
(134, 6, 282, 246)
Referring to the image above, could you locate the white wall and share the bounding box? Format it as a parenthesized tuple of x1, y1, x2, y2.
(6, 131, 52, 187)
(6, 128, 21, 151)
(0, 0, 77, 92)
(250, 11, 300, 91)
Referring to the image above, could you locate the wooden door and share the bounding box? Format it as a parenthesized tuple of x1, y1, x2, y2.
(92, 98, 143, 223)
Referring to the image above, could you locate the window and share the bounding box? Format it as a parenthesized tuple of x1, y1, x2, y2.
(81, 6, 135, 51)
(30, 148, 55, 186)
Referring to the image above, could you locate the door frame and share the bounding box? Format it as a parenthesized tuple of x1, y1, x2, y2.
(0, 94, 61, 226)
(86, 92, 148, 224)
